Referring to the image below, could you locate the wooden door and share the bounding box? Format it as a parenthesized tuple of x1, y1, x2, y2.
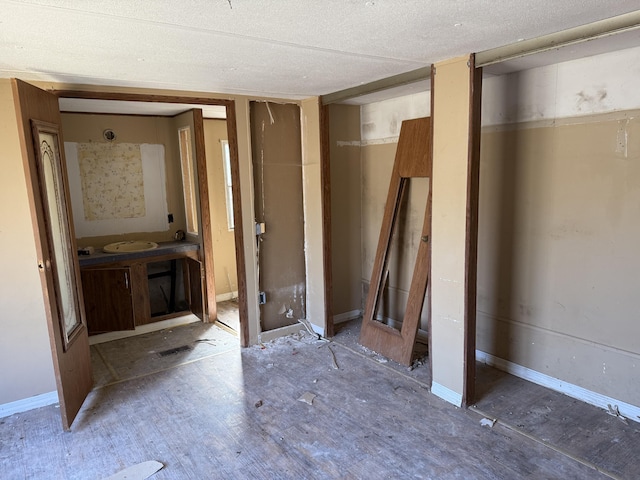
(12, 79, 92, 430)
(359, 117, 432, 366)
(81, 268, 135, 334)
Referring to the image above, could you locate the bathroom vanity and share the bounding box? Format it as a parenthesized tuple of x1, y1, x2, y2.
(79, 241, 203, 335)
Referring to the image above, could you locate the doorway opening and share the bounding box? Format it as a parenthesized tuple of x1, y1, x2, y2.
(55, 94, 248, 351)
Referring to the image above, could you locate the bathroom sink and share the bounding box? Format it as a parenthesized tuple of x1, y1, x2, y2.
(103, 241, 159, 253)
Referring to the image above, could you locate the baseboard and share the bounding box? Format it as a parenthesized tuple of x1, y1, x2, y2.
(431, 382, 462, 407)
(216, 291, 238, 302)
(0, 391, 59, 419)
(89, 314, 201, 345)
(476, 350, 640, 424)
(258, 323, 305, 344)
(333, 310, 362, 324)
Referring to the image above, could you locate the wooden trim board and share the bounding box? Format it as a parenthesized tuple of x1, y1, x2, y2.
(462, 56, 483, 407)
(320, 103, 334, 338)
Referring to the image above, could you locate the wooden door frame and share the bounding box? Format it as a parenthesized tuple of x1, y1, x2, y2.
(319, 104, 334, 337)
(52, 90, 250, 346)
(462, 57, 483, 406)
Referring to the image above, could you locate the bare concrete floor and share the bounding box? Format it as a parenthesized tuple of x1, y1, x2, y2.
(1, 321, 637, 479)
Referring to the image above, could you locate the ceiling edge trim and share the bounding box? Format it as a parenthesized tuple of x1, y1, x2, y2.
(476, 10, 640, 67)
(321, 67, 430, 105)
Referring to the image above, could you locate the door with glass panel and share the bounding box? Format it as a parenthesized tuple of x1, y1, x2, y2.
(13, 79, 92, 430)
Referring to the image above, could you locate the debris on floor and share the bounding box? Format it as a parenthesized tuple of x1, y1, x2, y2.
(298, 392, 316, 405)
(103, 460, 164, 480)
(480, 417, 497, 428)
(255, 400, 263, 408)
(327, 345, 339, 369)
(607, 404, 629, 425)
(298, 318, 322, 340)
(407, 358, 423, 371)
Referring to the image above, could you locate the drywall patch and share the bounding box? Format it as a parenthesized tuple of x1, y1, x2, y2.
(575, 88, 608, 113)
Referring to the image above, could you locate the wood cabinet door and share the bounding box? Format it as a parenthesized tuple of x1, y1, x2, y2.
(186, 257, 204, 320)
(81, 268, 135, 334)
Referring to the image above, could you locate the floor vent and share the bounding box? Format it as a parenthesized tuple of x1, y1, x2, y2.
(157, 345, 192, 357)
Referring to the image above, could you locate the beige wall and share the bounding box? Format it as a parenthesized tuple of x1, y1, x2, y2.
(0, 79, 57, 405)
(203, 119, 238, 298)
(477, 112, 640, 405)
(61, 113, 184, 248)
(328, 104, 362, 317)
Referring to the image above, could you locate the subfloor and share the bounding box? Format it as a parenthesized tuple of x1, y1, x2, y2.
(1, 319, 638, 479)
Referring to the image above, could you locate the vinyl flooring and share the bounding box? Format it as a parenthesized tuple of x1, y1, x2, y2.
(1, 318, 638, 479)
(216, 298, 240, 333)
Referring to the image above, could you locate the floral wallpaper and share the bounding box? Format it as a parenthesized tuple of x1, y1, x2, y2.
(77, 143, 146, 221)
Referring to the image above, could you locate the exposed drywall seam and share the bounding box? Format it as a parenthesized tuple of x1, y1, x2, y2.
(479, 311, 640, 361)
(361, 137, 404, 146)
(336, 140, 361, 147)
(481, 110, 638, 132)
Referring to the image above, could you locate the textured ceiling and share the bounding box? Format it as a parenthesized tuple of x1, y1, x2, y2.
(1, 0, 638, 101)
